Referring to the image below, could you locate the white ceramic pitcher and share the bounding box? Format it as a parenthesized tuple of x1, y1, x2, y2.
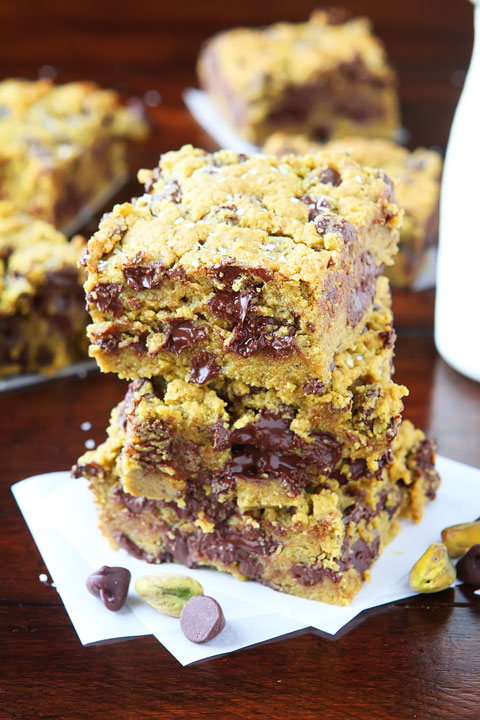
(435, 0, 480, 382)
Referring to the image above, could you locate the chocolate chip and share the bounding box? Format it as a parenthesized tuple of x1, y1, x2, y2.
(180, 595, 225, 643)
(86, 566, 131, 611)
(212, 263, 272, 286)
(314, 213, 357, 244)
(88, 283, 123, 318)
(208, 289, 253, 323)
(317, 167, 342, 186)
(456, 545, 480, 587)
(227, 314, 296, 358)
(123, 262, 166, 290)
(163, 319, 207, 355)
(300, 194, 331, 221)
(303, 379, 325, 395)
(189, 351, 220, 384)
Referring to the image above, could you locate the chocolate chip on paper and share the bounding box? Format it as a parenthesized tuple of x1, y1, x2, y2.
(86, 565, 131, 611)
(180, 595, 225, 643)
(456, 544, 480, 587)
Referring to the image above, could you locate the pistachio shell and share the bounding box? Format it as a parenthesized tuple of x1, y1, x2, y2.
(409, 542, 456, 593)
(135, 573, 204, 617)
(441, 521, 480, 558)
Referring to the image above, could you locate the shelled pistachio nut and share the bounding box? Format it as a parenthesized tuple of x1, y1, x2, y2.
(441, 521, 480, 558)
(135, 573, 204, 617)
(409, 542, 456, 593)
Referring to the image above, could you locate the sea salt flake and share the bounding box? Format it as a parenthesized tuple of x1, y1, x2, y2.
(84, 439, 96, 450)
(346, 356, 354, 368)
(279, 165, 289, 176)
(39, 573, 48, 583)
(290, 197, 300, 203)
(166, 239, 175, 247)
(173, 217, 184, 225)
(80, 421, 92, 432)
(237, 208, 245, 216)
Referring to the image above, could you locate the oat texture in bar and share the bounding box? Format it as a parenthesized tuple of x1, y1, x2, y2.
(198, 10, 400, 144)
(264, 133, 442, 287)
(0, 202, 88, 378)
(0, 79, 147, 230)
(83, 145, 401, 391)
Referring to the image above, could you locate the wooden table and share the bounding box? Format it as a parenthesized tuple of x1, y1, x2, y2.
(1, 2, 479, 718)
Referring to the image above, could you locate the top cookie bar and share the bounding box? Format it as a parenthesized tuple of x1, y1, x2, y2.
(83, 144, 400, 391)
(0, 79, 147, 230)
(198, 10, 400, 144)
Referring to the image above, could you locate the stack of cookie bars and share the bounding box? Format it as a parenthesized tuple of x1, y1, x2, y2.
(75, 144, 440, 606)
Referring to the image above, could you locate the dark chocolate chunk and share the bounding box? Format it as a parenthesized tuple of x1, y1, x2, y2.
(180, 595, 225, 643)
(208, 289, 253, 323)
(317, 167, 342, 186)
(290, 563, 341, 586)
(123, 262, 166, 290)
(227, 446, 303, 484)
(314, 213, 357, 244)
(163, 319, 207, 355)
(113, 532, 155, 562)
(88, 283, 123, 318)
(456, 545, 480, 587)
(303, 379, 325, 395)
(347, 537, 380, 576)
(114, 486, 148, 514)
(300, 194, 331, 220)
(86, 565, 131, 612)
(229, 410, 295, 451)
(212, 263, 272, 286)
(227, 313, 296, 358)
(346, 252, 379, 326)
(189, 351, 220, 384)
(211, 420, 230, 452)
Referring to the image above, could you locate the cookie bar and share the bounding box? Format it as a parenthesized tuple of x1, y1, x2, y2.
(79, 276, 406, 504)
(0, 79, 147, 231)
(0, 203, 88, 378)
(197, 10, 400, 144)
(264, 133, 442, 287)
(74, 409, 439, 606)
(83, 145, 401, 391)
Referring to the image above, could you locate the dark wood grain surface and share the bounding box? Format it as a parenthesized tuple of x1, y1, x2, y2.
(1, 1, 479, 718)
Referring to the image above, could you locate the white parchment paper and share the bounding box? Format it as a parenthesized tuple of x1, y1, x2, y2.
(12, 455, 479, 665)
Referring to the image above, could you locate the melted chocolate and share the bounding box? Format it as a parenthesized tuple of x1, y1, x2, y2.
(122, 262, 166, 290)
(88, 283, 123, 318)
(208, 289, 253, 323)
(227, 313, 297, 358)
(189, 351, 220, 384)
(212, 263, 272, 286)
(163, 319, 207, 355)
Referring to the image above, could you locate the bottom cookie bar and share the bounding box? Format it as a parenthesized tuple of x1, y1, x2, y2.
(75, 417, 439, 606)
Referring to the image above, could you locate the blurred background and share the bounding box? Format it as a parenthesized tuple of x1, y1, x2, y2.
(0, 0, 474, 151)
